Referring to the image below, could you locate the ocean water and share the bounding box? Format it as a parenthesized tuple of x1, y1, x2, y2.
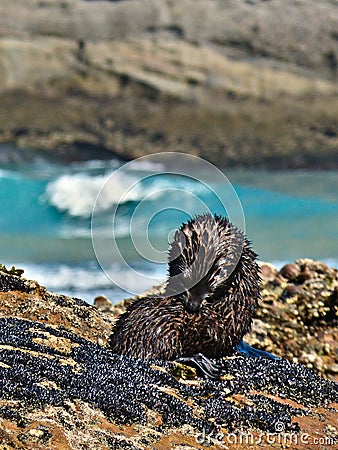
(1, 147, 338, 304)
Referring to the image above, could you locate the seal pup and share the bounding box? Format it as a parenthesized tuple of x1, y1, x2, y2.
(110, 213, 277, 378)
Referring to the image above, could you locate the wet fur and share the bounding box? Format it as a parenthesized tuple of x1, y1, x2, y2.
(110, 214, 260, 360)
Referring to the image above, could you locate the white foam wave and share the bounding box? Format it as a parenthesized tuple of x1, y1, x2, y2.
(22, 263, 112, 291)
(16, 260, 167, 292)
(45, 172, 142, 218)
(17, 261, 166, 304)
(45, 169, 210, 219)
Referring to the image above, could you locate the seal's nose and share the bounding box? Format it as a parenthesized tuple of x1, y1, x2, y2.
(185, 293, 203, 313)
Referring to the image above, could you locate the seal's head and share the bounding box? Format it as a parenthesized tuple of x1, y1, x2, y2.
(165, 213, 245, 313)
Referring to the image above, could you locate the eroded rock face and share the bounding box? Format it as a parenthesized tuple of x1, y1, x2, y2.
(0, 0, 337, 78)
(0, 0, 337, 168)
(0, 264, 337, 449)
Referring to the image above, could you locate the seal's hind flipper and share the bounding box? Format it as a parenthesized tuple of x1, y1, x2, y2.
(175, 353, 225, 380)
(236, 340, 280, 360)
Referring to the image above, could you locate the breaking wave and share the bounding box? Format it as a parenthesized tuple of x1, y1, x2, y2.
(45, 172, 142, 217)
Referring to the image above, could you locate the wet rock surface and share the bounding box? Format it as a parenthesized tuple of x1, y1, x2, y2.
(0, 262, 338, 449)
(0, 0, 337, 168)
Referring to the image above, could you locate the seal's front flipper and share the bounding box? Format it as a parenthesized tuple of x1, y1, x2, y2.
(236, 341, 280, 360)
(175, 353, 224, 380)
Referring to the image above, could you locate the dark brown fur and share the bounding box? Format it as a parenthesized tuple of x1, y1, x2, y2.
(110, 214, 260, 360)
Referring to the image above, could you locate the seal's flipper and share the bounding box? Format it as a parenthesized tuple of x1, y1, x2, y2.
(236, 341, 280, 360)
(175, 353, 224, 380)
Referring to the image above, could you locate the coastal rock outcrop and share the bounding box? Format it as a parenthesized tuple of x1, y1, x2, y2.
(0, 262, 337, 449)
(0, 0, 337, 167)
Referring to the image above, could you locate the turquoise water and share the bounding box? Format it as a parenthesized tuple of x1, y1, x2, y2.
(1, 149, 337, 303)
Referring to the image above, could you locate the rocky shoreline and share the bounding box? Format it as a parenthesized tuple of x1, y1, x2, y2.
(0, 0, 337, 168)
(0, 259, 337, 449)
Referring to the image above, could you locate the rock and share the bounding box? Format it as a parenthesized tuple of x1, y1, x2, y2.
(281, 283, 304, 300)
(94, 294, 113, 311)
(0, 0, 337, 168)
(279, 263, 300, 281)
(1, 263, 337, 449)
(0, 268, 338, 449)
(259, 262, 278, 282)
(0, 0, 337, 79)
(250, 259, 338, 382)
(329, 364, 338, 374)
(0, 320, 336, 449)
(0, 266, 116, 345)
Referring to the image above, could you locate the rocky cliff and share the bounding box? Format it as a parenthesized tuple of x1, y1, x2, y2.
(0, 0, 337, 167)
